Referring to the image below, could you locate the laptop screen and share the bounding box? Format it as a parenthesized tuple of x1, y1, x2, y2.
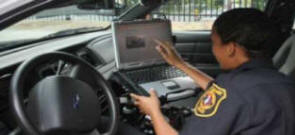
(112, 19, 173, 70)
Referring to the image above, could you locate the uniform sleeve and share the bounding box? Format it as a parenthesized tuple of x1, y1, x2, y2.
(179, 83, 250, 135)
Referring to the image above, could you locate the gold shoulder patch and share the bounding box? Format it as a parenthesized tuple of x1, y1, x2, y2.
(194, 84, 227, 117)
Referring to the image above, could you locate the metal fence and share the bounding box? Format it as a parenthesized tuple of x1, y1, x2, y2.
(24, 0, 268, 22)
(152, 0, 268, 22)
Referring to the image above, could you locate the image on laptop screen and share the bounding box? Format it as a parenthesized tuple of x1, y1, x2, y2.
(112, 19, 173, 70)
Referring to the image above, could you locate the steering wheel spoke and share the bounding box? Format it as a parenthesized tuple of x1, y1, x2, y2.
(56, 59, 65, 75)
(88, 129, 101, 135)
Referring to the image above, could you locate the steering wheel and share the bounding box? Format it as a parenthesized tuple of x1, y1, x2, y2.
(10, 52, 119, 135)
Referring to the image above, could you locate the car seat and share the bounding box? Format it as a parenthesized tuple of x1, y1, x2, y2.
(273, 34, 295, 78)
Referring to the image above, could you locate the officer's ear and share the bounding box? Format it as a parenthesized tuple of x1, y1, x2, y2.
(225, 42, 236, 57)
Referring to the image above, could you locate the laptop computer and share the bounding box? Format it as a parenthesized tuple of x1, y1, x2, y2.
(111, 19, 197, 97)
(112, 19, 173, 70)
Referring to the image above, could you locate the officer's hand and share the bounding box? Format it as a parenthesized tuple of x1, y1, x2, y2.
(130, 89, 161, 116)
(155, 40, 184, 68)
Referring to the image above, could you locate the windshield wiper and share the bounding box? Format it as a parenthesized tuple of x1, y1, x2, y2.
(0, 26, 110, 53)
(41, 26, 108, 39)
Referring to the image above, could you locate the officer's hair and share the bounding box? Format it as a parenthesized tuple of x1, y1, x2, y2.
(213, 8, 280, 58)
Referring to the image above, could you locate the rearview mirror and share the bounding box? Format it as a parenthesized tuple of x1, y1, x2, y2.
(77, 0, 115, 10)
(140, 0, 162, 7)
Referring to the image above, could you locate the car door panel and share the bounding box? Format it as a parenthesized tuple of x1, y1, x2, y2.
(173, 31, 221, 77)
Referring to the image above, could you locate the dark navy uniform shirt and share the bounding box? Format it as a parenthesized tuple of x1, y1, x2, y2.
(180, 59, 295, 135)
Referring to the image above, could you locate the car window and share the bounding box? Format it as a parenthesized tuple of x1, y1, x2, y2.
(152, 0, 268, 31)
(0, 0, 136, 48)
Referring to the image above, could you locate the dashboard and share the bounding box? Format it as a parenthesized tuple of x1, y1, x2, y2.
(0, 29, 199, 133)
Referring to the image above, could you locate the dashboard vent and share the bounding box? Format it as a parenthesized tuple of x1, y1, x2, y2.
(77, 49, 102, 67)
(81, 53, 96, 66)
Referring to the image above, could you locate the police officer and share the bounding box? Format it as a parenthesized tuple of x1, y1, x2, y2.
(130, 8, 295, 135)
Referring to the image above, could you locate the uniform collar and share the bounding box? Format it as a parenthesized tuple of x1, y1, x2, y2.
(234, 58, 274, 72)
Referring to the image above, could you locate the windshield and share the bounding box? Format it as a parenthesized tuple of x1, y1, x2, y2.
(0, 2, 130, 47)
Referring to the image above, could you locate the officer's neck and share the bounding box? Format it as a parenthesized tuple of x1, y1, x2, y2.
(228, 51, 251, 70)
(233, 56, 251, 69)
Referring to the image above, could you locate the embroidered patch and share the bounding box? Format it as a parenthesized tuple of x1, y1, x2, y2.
(194, 84, 227, 117)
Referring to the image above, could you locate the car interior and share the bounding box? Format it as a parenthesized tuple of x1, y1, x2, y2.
(0, 0, 295, 135)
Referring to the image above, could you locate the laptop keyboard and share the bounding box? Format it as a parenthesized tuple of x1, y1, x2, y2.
(124, 65, 187, 84)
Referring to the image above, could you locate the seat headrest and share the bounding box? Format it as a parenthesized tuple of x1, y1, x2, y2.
(273, 34, 295, 77)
